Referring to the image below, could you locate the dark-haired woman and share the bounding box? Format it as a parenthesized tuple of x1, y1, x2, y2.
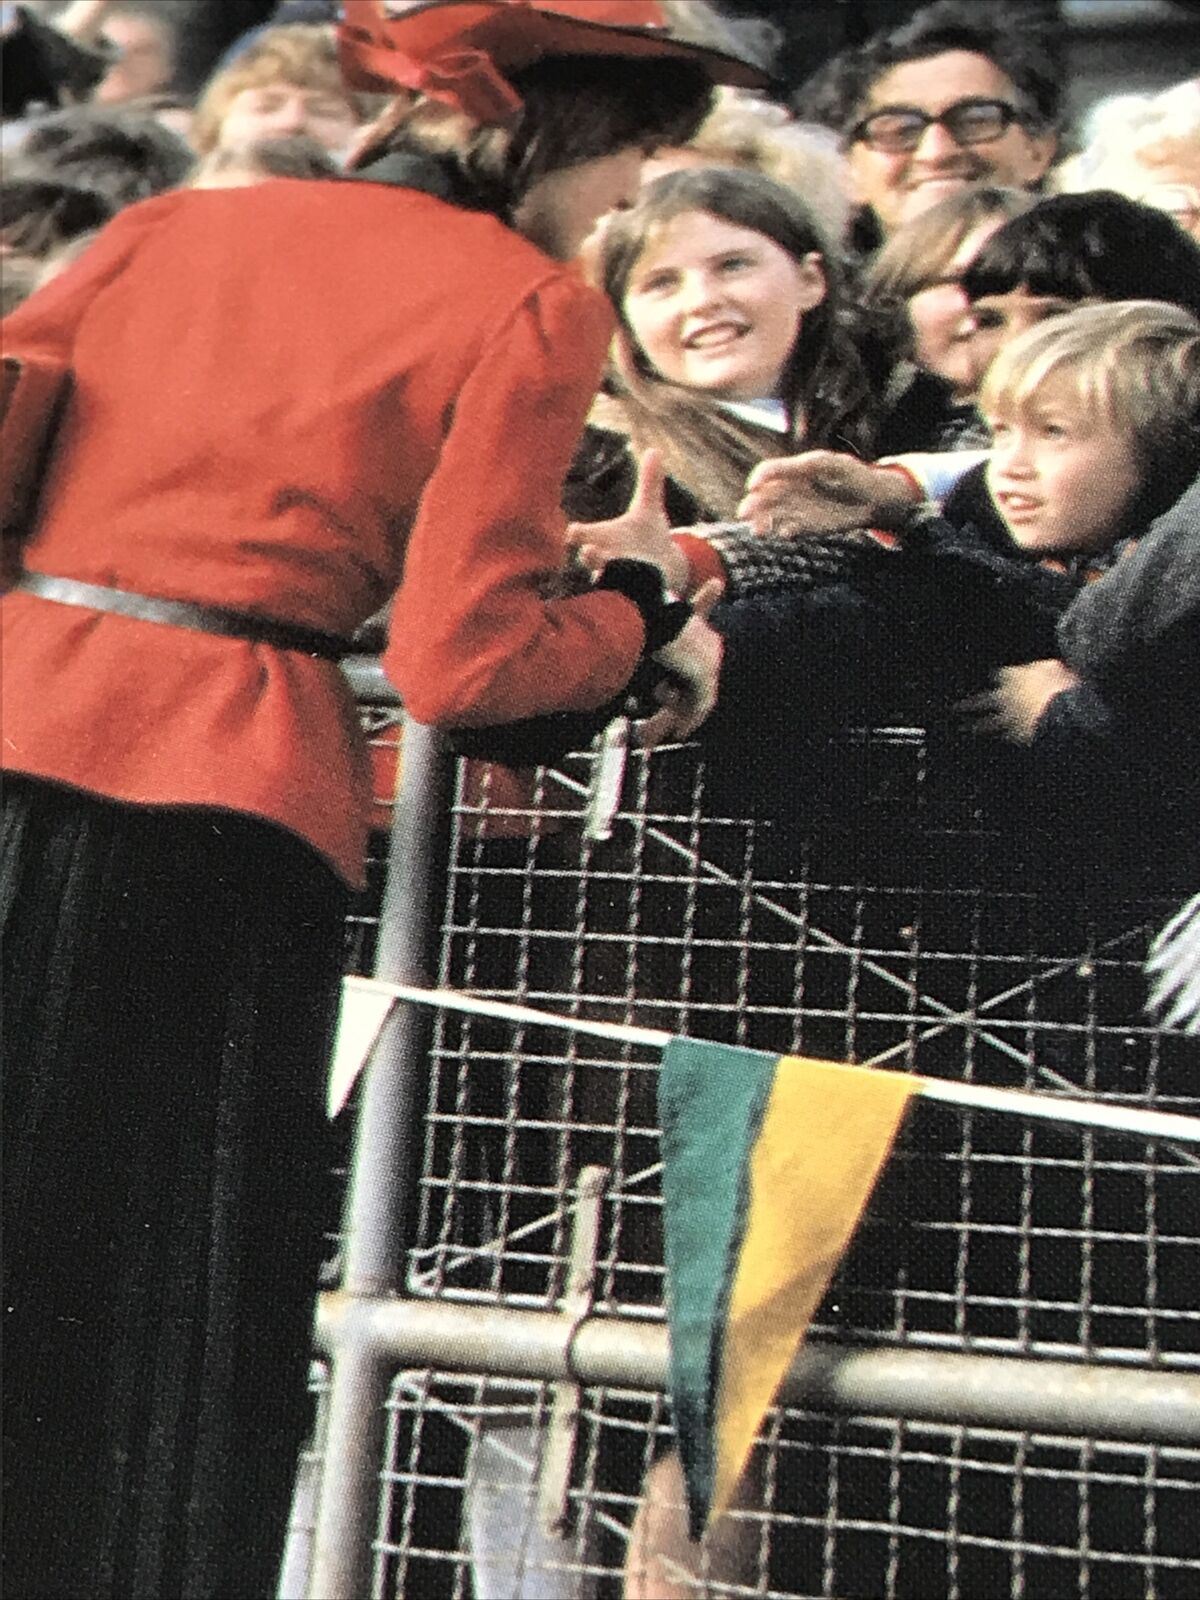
(0, 4, 766, 1593)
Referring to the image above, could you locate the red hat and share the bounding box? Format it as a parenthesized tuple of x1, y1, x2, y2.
(338, 0, 771, 126)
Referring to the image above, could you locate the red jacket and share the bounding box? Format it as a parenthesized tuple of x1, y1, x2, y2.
(1, 180, 645, 884)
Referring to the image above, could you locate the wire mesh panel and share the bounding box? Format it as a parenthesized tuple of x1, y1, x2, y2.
(371, 1375, 1200, 1599)
(413, 739, 1198, 1348)
(338, 722, 1199, 1597)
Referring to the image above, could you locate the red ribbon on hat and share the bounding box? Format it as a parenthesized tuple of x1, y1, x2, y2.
(404, 47, 524, 122)
(341, 34, 523, 123)
(340, 0, 677, 123)
(339, 5, 523, 122)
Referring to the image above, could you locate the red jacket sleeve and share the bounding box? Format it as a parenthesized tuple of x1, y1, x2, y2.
(385, 271, 646, 727)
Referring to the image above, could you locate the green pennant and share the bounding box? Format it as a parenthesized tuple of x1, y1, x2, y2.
(658, 1036, 777, 1538)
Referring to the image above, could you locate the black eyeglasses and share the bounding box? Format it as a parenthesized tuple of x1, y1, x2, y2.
(850, 98, 1025, 154)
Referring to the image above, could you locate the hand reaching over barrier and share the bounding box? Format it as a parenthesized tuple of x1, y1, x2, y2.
(738, 450, 921, 536)
(567, 448, 690, 593)
(959, 659, 1083, 744)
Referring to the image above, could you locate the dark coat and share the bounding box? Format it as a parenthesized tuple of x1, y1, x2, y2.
(1029, 473, 1200, 882)
(698, 465, 1199, 892)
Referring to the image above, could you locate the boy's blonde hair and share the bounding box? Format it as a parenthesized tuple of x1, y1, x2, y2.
(191, 26, 372, 157)
(980, 301, 1200, 508)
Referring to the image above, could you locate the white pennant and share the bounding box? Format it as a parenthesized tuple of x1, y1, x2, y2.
(327, 976, 397, 1117)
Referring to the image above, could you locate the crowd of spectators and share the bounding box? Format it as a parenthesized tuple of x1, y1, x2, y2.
(3, 1, 1199, 1596)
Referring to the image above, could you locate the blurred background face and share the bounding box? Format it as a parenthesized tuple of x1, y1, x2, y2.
(847, 51, 1056, 236)
(217, 82, 361, 158)
(960, 287, 1080, 396)
(1138, 181, 1200, 241)
(621, 208, 825, 400)
(94, 11, 175, 105)
(1129, 153, 1200, 242)
(905, 218, 1007, 395)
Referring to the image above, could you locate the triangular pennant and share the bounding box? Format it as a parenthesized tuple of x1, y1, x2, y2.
(659, 1041, 918, 1536)
(710, 1056, 915, 1523)
(658, 1038, 777, 1537)
(327, 976, 396, 1118)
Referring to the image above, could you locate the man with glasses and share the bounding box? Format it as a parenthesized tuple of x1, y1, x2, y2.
(796, 0, 1062, 251)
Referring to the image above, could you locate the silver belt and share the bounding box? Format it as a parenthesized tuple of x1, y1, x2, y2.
(13, 572, 355, 661)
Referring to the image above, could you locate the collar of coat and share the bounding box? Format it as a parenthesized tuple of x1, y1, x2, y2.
(355, 148, 490, 214)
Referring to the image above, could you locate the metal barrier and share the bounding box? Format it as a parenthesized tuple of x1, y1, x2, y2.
(299, 673, 1200, 1599)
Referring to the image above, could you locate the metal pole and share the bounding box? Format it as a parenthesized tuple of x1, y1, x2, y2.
(308, 714, 448, 1600)
(342, 716, 446, 1295)
(317, 1293, 1200, 1450)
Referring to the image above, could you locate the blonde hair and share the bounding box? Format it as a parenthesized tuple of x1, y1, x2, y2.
(190, 26, 371, 157)
(669, 88, 851, 251)
(981, 300, 1200, 512)
(1058, 78, 1200, 196)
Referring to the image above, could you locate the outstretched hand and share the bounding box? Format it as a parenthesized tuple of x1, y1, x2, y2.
(737, 450, 920, 536)
(639, 577, 725, 748)
(958, 659, 1083, 744)
(567, 448, 689, 592)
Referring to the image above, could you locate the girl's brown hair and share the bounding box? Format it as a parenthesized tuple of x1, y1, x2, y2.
(865, 186, 1037, 308)
(596, 166, 874, 519)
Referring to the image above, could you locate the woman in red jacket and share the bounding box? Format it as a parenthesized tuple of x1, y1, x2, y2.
(0, 4, 764, 1594)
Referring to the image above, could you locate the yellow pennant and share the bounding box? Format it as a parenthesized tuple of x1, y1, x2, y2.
(710, 1056, 915, 1521)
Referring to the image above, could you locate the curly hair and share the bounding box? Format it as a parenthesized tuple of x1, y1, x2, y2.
(190, 25, 372, 157)
(795, 0, 1065, 141)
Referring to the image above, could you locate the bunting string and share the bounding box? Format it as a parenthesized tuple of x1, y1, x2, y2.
(334, 976, 1200, 1147)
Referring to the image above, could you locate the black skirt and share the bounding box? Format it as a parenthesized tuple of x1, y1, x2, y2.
(2, 776, 349, 1600)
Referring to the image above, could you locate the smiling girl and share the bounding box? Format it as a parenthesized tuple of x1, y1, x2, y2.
(566, 166, 876, 528)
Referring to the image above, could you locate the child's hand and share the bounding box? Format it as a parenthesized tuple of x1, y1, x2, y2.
(737, 451, 919, 536)
(959, 659, 1083, 743)
(566, 448, 688, 592)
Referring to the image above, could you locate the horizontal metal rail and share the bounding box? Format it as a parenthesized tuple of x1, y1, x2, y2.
(316, 1292, 1200, 1450)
